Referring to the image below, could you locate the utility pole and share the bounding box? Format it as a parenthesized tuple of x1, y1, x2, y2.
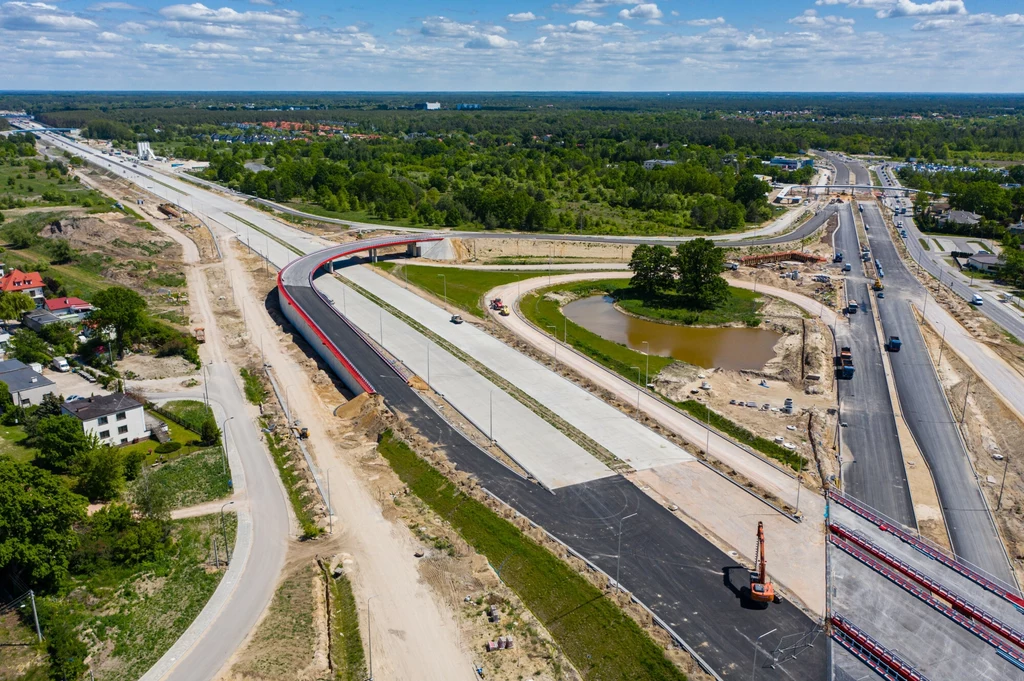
(367, 595, 378, 681)
(960, 375, 972, 425)
(213, 536, 219, 568)
(641, 341, 650, 387)
(29, 590, 41, 642)
(327, 469, 333, 534)
(437, 274, 447, 308)
(220, 501, 234, 563)
(997, 456, 1010, 511)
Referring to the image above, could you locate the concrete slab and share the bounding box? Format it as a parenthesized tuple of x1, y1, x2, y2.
(936, 238, 957, 254)
(337, 264, 696, 472)
(832, 546, 1024, 681)
(314, 275, 614, 489)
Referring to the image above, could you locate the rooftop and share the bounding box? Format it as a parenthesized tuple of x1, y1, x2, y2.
(63, 392, 143, 420)
(44, 297, 93, 313)
(0, 361, 55, 392)
(0, 269, 43, 292)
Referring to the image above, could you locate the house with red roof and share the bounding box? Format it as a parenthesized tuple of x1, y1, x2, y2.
(44, 297, 94, 323)
(0, 269, 45, 307)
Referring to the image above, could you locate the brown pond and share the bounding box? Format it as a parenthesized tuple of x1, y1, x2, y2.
(562, 295, 782, 371)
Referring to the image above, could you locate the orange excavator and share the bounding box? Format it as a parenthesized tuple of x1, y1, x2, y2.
(750, 521, 777, 605)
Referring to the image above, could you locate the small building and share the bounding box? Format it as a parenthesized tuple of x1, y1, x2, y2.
(945, 210, 981, 227)
(0, 269, 45, 307)
(22, 308, 61, 332)
(137, 141, 152, 161)
(62, 392, 150, 446)
(456, 103, 480, 110)
(769, 156, 814, 171)
(1008, 221, 1024, 235)
(965, 253, 1004, 272)
(44, 297, 94, 323)
(643, 159, 677, 171)
(0, 358, 55, 406)
(414, 102, 441, 111)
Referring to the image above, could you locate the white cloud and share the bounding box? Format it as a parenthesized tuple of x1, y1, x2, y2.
(877, 0, 965, 18)
(116, 19, 147, 31)
(0, 1, 99, 31)
(87, 2, 141, 10)
(913, 12, 1024, 30)
(789, 9, 855, 26)
(249, 0, 274, 5)
(190, 40, 237, 50)
(618, 3, 661, 21)
(159, 3, 301, 25)
(507, 11, 536, 22)
(97, 30, 128, 40)
(686, 17, 725, 26)
(420, 16, 476, 37)
(465, 33, 517, 49)
(557, 0, 618, 17)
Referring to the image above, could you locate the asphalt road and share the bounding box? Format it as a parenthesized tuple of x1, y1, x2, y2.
(862, 202, 1015, 584)
(877, 164, 1024, 343)
(832, 205, 916, 527)
(281, 266, 826, 681)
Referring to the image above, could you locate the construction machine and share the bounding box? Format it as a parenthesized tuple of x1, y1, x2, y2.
(750, 521, 777, 605)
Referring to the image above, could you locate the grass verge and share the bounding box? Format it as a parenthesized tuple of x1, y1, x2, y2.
(672, 399, 806, 471)
(919, 238, 930, 251)
(131, 447, 231, 509)
(328, 567, 366, 680)
(377, 429, 686, 681)
(265, 422, 322, 539)
(158, 399, 211, 432)
(373, 262, 574, 318)
(240, 368, 267, 405)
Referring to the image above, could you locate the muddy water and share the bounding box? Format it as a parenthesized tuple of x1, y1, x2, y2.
(563, 295, 781, 370)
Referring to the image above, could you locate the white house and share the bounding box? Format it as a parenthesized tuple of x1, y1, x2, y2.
(643, 159, 677, 171)
(62, 393, 150, 446)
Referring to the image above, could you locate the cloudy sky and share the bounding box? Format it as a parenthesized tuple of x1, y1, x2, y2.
(0, 0, 1021, 91)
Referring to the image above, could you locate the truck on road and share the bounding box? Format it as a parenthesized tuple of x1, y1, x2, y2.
(835, 346, 855, 379)
(847, 299, 858, 314)
(194, 327, 205, 343)
(886, 336, 902, 352)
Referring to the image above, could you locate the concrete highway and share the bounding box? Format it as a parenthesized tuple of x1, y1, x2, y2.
(281, 245, 827, 680)
(877, 164, 1024, 343)
(862, 202, 1015, 585)
(831, 203, 916, 527)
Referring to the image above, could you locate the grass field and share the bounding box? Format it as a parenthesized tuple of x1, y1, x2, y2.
(520, 280, 677, 381)
(330, 569, 366, 681)
(158, 399, 211, 432)
(0, 422, 35, 463)
(0, 161, 109, 208)
(596, 280, 764, 327)
(63, 513, 236, 681)
(131, 446, 231, 509)
(373, 262, 574, 318)
(377, 430, 686, 681)
(119, 411, 207, 465)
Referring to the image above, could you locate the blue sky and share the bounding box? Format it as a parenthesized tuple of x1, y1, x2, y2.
(1, 0, 1021, 91)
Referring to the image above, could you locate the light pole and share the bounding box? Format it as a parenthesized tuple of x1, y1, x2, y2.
(437, 274, 448, 308)
(630, 366, 641, 415)
(221, 416, 235, 476)
(641, 341, 650, 387)
(752, 628, 777, 681)
(426, 340, 431, 387)
(615, 512, 638, 593)
(997, 456, 1010, 511)
(326, 468, 334, 534)
(367, 595, 379, 681)
(546, 324, 558, 362)
(378, 307, 383, 345)
(220, 501, 234, 563)
(489, 390, 494, 442)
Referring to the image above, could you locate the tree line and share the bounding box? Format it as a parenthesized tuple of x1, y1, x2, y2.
(628, 239, 729, 310)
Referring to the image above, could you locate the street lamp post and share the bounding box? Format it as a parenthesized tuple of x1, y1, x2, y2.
(546, 325, 558, 362)
(997, 456, 1011, 511)
(615, 512, 638, 593)
(221, 416, 235, 476)
(630, 366, 641, 416)
(220, 501, 234, 563)
(641, 341, 650, 387)
(489, 391, 494, 442)
(751, 628, 778, 681)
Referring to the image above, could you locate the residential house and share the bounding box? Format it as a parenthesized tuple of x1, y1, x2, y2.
(0, 358, 55, 406)
(966, 253, 1004, 272)
(414, 102, 441, 110)
(1009, 220, 1024, 235)
(44, 297, 94, 323)
(944, 210, 981, 227)
(22, 308, 61, 332)
(643, 159, 677, 171)
(62, 392, 150, 446)
(0, 269, 45, 307)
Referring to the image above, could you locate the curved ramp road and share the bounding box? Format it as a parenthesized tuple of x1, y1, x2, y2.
(278, 239, 827, 681)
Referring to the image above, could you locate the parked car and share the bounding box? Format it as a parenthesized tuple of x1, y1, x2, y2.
(450, 315, 464, 324)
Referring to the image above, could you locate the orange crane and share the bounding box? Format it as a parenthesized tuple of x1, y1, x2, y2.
(750, 521, 776, 605)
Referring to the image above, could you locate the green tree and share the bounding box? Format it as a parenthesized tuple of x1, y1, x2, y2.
(73, 445, 125, 502)
(132, 472, 172, 521)
(36, 414, 96, 472)
(47, 238, 75, 265)
(0, 457, 87, 590)
(199, 414, 221, 447)
(0, 291, 36, 321)
(92, 286, 147, 356)
(44, 608, 88, 681)
(628, 244, 675, 296)
(674, 238, 729, 310)
(0, 379, 12, 415)
(9, 328, 49, 364)
(39, 322, 78, 356)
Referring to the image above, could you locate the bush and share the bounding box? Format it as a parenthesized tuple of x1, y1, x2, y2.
(155, 441, 182, 454)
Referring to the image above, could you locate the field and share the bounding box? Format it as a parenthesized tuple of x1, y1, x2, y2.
(0, 422, 35, 463)
(374, 262, 573, 318)
(119, 411, 209, 465)
(567, 278, 764, 327)
(377, 430, 686, 681)
(0, 159, 109, 209)
(129, 446, 231, 509)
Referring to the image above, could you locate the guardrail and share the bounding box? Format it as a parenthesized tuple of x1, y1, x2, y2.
(828, 486, 1024, 607)
(830, 613, 929, 681)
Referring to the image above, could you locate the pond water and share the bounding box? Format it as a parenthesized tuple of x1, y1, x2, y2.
(562, 295, 782, 371)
